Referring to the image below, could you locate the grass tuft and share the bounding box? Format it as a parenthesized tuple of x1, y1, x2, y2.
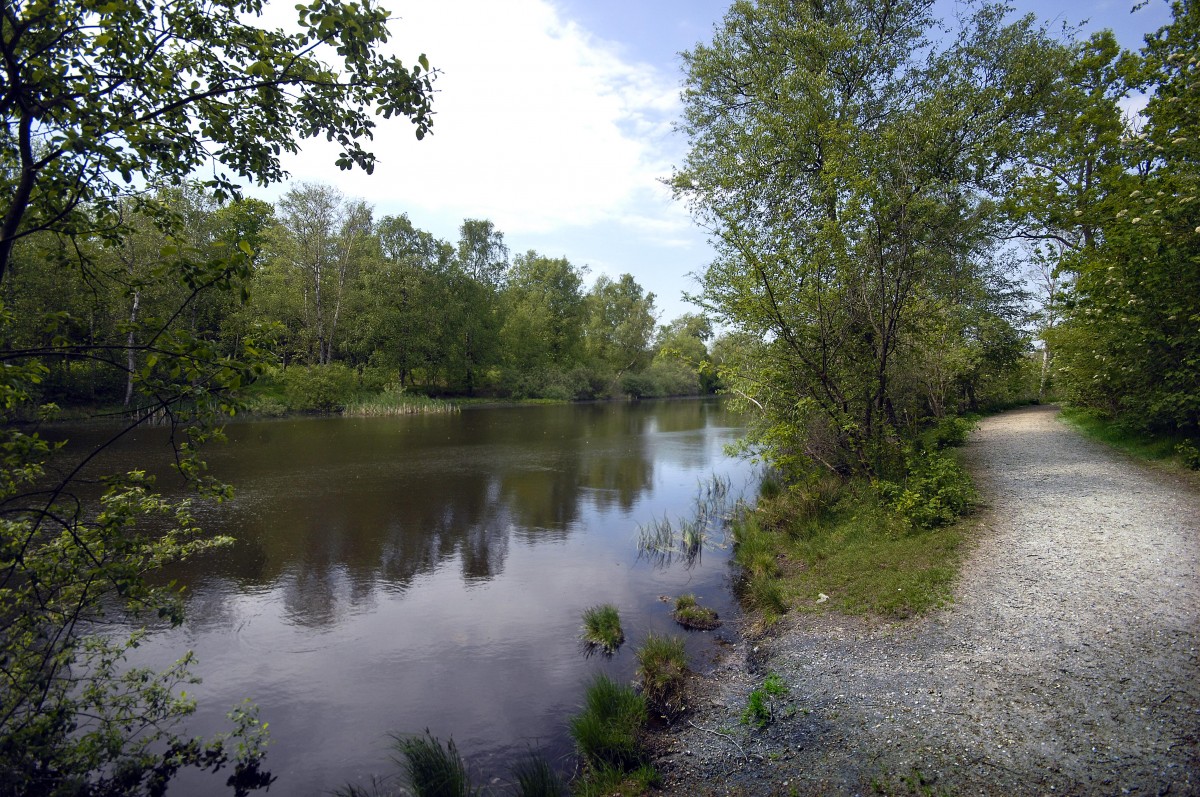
(671, 594, 721, 630)
(580, 604, 624, 654)
(569, 674, 647, 772)
(510, 754, 565, 797)
(390, 730, 477, 797)
(635, 633, 689, 714)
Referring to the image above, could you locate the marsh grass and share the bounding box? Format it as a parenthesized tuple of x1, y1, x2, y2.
(580, 604, 624, 655)
(637, 474, 737, 569)
(671, 594, 721, 630)
(635, 633, 688, 714)
(571, 763, 659, 797)
(343, 391, 458, 417)
(509, 754, 565, 797)
(569, 674, 647, 772)
(390, 730, 477, 797)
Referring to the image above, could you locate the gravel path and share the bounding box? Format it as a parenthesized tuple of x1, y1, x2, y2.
(653, 405, 1200, 795)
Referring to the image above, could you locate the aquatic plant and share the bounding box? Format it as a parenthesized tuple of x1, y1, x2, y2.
(671, 593, 721, 630)
(391, 730, 477, 797)
(635, 633, 689, 714)
(569, 674, 647, 771)
(510, 754, 565, 797)
(636, 473, 738, 569)
(580, 604, 624, 654)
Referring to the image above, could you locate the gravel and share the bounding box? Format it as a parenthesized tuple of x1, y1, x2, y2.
(651, 405, 1200, 795)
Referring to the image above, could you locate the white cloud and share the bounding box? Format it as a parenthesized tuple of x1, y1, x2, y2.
(278, 0, 684, 237)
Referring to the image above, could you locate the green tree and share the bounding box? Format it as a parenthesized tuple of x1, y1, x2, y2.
(499, 251, 587, 396)
(0, 0, 436, 791)
(0, 0, 433, 281)
(1048, 0, 1200, 433)
(674, 0, 1052, 476)
(583, 274, 657, 388)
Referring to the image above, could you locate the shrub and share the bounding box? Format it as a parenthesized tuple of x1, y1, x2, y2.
(1176, 440, 1200, 470)
(569, 675, 647, 771)
(878, 448, 977, 529)
(580, 604, 624, 654)
(391, 731, 477, 797)
(282, 362, 357, 412)
(635, 634, 689, 714)
(672, 594, 721, 630)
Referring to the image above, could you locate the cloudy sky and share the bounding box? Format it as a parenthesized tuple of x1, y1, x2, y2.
(257, 0, 1174, 324)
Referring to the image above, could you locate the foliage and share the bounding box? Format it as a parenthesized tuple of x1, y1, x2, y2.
(741, 673, 788, 729)
(1035, 2, 1200, 436)
(671, 594, 721, 631)
(281, 362, 358, 412)
(674, 0, 1048, 478)
(634, 633, 689, 714)
(877, 449, 977, 530)
(0, 0, 434, 281)
(580, 604, 624, 655)
(568, 675, 647, 773)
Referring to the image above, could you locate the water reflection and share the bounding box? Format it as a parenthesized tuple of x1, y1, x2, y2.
(99, 399, 749, 795)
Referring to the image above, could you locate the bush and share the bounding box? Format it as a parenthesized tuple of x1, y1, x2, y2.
(510, 754, 565, 797)
(282, 362, 357, 412)
(569, 675, 647, 771)
(878, 448, 977, 529)
(741, 673, 788, 729)
(391, 731, 477, 797)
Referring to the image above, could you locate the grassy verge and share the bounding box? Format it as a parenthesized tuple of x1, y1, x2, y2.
(734, 485, 965, 621)
(1058, 406, 1200, 470)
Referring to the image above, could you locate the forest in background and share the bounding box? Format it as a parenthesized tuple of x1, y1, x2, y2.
(2, 182, 723, 414)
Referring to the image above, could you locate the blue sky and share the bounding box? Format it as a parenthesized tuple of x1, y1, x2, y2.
(262, 0, 1175, 325)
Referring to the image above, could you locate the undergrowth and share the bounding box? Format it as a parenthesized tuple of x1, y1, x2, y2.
(1059, 406, 1200, 470)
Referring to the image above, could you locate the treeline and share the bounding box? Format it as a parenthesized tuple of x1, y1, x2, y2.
(2, 182, 720, 414)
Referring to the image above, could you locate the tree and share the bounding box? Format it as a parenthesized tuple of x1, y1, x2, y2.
(0, 0, 433, 282)
(0, 0, 436, 791)
(1047, 0, 1200, 433)
(673, 0, 1053, 476)
(583, 274, 657, 385)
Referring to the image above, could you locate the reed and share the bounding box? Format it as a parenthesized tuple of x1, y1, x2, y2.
(390, 730, 477, 797)
(568, 674, 647, 771)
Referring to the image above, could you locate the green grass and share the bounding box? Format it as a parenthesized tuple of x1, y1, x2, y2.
(571, 763, 659, 797)
(635, 633, 689, 713)
(510, 754, 565, 797)
(342, 391, 458, 416)
(1059, 406, 1200, 469)
(741, 673, 788, 728)
(390, 731, 477, 797)
(671, 594, 721, 630)
(735, 480, 966, 621)
(569, 674, 647, 772)
(580, 604, 624, 654)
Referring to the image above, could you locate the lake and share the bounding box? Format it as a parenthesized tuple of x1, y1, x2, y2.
(91, 399, 753, 794)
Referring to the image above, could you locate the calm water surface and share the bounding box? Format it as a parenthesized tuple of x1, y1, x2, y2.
(97, 400, 752, 794)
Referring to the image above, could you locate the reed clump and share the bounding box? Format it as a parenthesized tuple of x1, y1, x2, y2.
(569, 674, 647, 772)
(392, 730, 477, 797)
(635, 633, 689, 715)
(580, 603, 624, 654)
